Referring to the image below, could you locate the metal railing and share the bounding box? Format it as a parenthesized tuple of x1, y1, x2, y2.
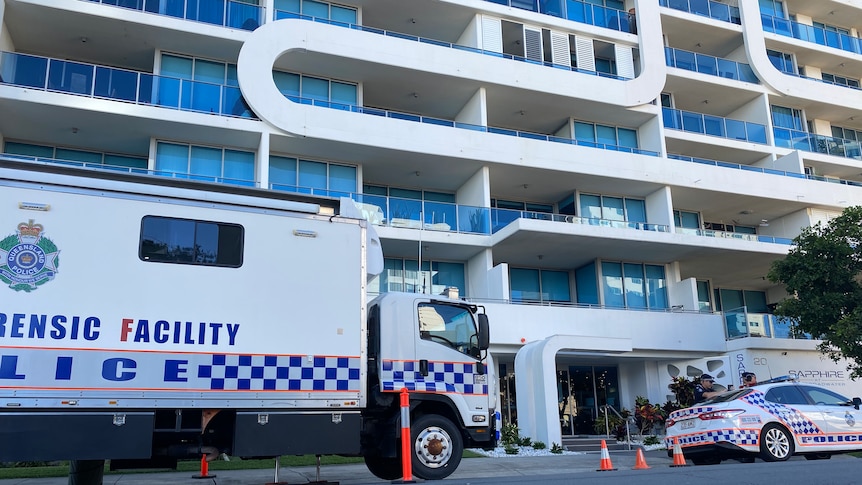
(599, 404, 633, 450)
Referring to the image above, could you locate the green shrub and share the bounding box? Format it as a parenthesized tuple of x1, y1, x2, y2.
(643, 435, 662, 446)
(500, 422, 520, 446)
(519, 437, 532, 447)
(532, 441, 546, 450)
(550, 443, 564, 454)
(504, 443, 519, 455)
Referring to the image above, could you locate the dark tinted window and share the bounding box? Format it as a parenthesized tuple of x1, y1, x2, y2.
(140, 216, 243, 267)
(765, 385, 809, 405)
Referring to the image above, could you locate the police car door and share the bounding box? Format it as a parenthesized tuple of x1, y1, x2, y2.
(800, 385, 862, 449)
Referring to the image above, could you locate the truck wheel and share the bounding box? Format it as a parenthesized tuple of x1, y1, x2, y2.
(410, 414, 463, 480)
(759, 424, 793, 461)
(363, 456, 403, 480)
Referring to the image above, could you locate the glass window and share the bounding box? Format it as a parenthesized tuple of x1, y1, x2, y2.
(302, 76, 329, 101)
(602, 196, 625, 221)
(623, 263, 646, 308)
(302, 0, 328, 17)
(580, 194, 602, 219)
(596, 125, 617, 146)
(270, 155, 297, 187)
(743, 290, 769, 313)
(542, 270, 571, 302)
(4, 142, 54, 158)
(800, 386, 851, 406)
(510, 268, 541, 302)
(696, 280, 712, 312)
(54, 148, 102, 164)
(574, 122, 596, 142)
(601, 262, 625, 308)
(645, 264, 667, 309)
(674, 210, 701, 229)
(625, 199, 646, 223)
(432, 261, 466, 296)
(331, 4, 357, 23)
(617, 128, 638, 148)
(771, 105, 804, 130)
(155, 142, 189, 174)
(223, 149, 254, 182)
(273, 71, 301, 97)
(161, 55, 193, 79)
(575, 262, 598, 305)
(329, 164, 357, 195)
(719, 288, 744, 311)
(298, 159, 327, 190)
(140, 216, 243, 267)
(194, 59, 226, 84)
(330, 81, 357, 105)
(190, 146, 222, 178)
(765, 385, 808, 405)
(418, 302, 479, 358)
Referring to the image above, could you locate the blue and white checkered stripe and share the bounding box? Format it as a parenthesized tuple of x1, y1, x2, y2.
(743, 392, 822, 435)
(198, 354, 361, 391)
(381, 360, 488, 395)
(667, 429, 760, 448)
(669, 406, 715, 421)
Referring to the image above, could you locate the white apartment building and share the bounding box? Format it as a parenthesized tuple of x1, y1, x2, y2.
(1, 0, 861, 447)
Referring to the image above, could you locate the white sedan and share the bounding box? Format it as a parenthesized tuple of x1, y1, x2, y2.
(665, 377, 862, 465)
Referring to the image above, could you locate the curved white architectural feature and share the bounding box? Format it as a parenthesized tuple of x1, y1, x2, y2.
(740, 0, 862, 106)
(515, 335, 632, 447)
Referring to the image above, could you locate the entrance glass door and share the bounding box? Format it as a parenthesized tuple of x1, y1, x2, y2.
(558, 365, 620, 436)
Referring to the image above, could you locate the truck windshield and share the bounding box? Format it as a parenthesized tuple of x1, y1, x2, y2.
(418, 303, 479, 358)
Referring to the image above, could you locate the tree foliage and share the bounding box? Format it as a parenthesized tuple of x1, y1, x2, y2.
(768, 206, 862, 378)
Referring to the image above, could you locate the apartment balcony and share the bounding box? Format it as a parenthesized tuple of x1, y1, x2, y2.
(662, 107, 768, 144)
(483, 0, 637, 34)
(0, 51, 254, 119)
(659, 0, 740, 25)
(774, 127, 862, 162)
(272, 11, 633, 80)
(675, 227, 792, 245)
(665, 47, 758, 84)
(490, 209, 669, 234)
(724, 307, 812, 340)
(761, 13, 862, 56)
(84, 0, 263, 30)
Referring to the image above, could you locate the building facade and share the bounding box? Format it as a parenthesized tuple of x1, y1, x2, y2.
(2, 0, 862, 447)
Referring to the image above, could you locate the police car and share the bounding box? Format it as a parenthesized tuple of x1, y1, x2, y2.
(665, 376, 862, 465)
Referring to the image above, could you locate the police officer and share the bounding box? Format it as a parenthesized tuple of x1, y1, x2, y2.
(694, 374, 721, 403)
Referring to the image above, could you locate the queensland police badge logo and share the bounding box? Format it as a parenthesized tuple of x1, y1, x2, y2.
(0, 220, 60, 292)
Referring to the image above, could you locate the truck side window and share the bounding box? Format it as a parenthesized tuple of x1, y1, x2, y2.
(140, 216, 244, 267)
(418, 303, 479, 358)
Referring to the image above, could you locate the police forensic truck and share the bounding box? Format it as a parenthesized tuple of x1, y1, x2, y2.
(0, 158, 496, 480)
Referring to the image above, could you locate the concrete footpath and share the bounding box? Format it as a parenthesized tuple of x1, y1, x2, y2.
(0, 450, 675, 485)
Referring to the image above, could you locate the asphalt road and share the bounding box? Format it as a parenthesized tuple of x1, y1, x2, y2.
(0, 452, 857, 485)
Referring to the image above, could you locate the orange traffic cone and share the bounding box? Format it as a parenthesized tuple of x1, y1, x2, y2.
(670, 437, 690, 467)
(596, 439, 618, 471)
(192, 454, 216, 479)
(633, 448, 650, 470)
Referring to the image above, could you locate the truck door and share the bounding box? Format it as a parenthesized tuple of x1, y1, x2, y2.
(415, 302, 488, 412)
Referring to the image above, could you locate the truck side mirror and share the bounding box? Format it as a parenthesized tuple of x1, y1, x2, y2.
(854, 397, 861, 410)
(477, 314, 490, 351)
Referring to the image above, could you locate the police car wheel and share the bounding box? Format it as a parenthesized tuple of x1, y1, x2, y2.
(410, 414, 463, 480)
(759, 424, 793, 462)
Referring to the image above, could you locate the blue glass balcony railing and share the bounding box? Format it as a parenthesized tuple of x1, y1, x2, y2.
(761, 13, 862, 55)
(0, 51, 256, 119)
(490, 208, 670, 234)
(1, 154, 257, 187)
(341, 194, 491, 235)
(724, 307, 812, 339)
(662, 107, 768, 144)
(274, 11, 633, 80)
(484, 0, 636, 34)
(675, 226, 793, 245)
(773, 128, 862, 161)
(659, 0, 740, 24)
(668, 153, 862, 188)
(86, 0, 262, 30)
(665, 47, 758, 83)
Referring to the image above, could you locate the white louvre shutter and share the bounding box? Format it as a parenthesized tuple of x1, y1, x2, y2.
(575, 35, 595, 72)
(615, 44, 635, 79)
(550, 31, 571, 67)
(481, 16, 503, 53)
(524, 27, 543, 62)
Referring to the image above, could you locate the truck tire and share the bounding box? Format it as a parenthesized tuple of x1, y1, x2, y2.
(68, 460, 105, 485)
(410, 414, 463, 480)
(363, 456, 403, 480)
